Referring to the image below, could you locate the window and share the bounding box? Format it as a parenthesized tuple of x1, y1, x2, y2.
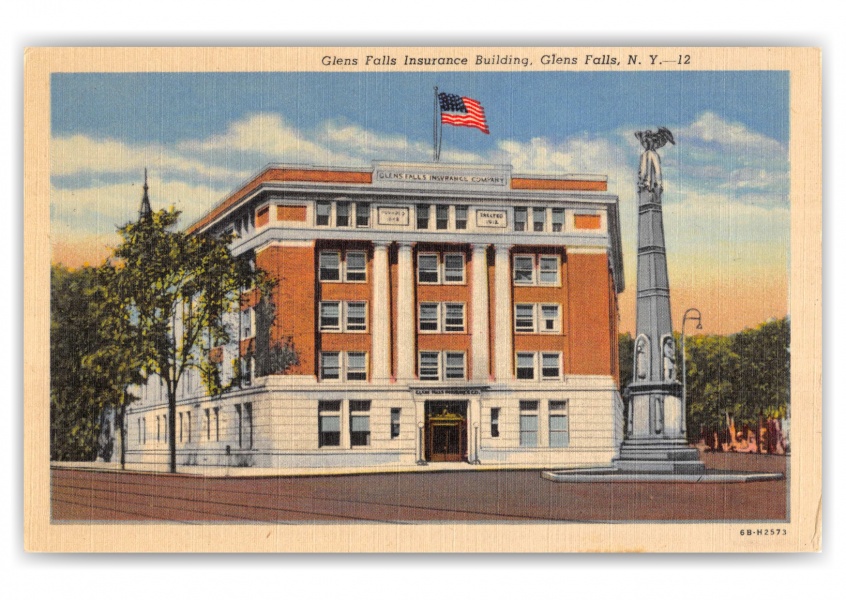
(539, 256, 560, 285)
(541, 352, 562, 380)
(320, 250, 366, 282)
(156, 416, 161, 442)
(346, 352, 367, 381)
(235, 405, 242, 448)
(186, 411, 192, 443)
(419, 352, 440, 381)
(417, 204, 430, 229)
(513, 254, 561, 286)
(514, 207, 528, 232)
(349, 400, 371, 446)
(516, 352, 562, 381)
(321, 352, 341, 380)
(418, 252, 465, 284)
(316, 201, 331, 226)
(436, 205, 449, 229)
(444, 352, 466, 380)
(418, 254, 439, 283)
(142, 418, 146, 444)
(320, 302, 341, 331)
(346, 251, 366, 281)
(320, 301, 368, 333)
(205, 408, 211, 441)
(540, 304, 560, 333)
(240, 356, 252, 387)
(390, 408, 401, 439)
(514, 303, 560, 333)
(444, 253, 465, 283)
(455, 206, 468, 229)
(356, 202, 370, 227)
(163, 418, 167, 444)
(552, 208, 565, 232)
(244, 402, 253, 449)
(515, 304, 535, 332)
(213, 407, 220, 442)
(318, 401, 341, 447)
(137, 418, 142, 444)
(513, 255, 535, 284)
(336, 201, 350, 227)
(520, 401, 539, 447)
(346, 302, 367, 331)
(491, 408, 500, 438)
(419, 303, 439, 332)
(444, 303, 465, 332)
(319, 251, 341, 281)
(533, 207, 546, 232)
(179, 412, 184, 443)
(516, 353, 535, 380)
(549, 400, 569, 447)
(418, 302, 465, 333)
(418, 351, 465, 381)
(321, 352, 368, 382)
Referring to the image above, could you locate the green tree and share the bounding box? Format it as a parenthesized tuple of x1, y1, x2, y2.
(107, 208, 256, 473)
(50, 265, 104, 461)
(684, 334, 740, 439)
(731, 318, 790, 422)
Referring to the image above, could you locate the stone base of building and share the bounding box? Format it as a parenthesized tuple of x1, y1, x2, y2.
(612, 438, 706, 474)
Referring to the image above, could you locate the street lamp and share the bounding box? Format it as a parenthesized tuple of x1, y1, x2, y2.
(681, 308, 703, 437)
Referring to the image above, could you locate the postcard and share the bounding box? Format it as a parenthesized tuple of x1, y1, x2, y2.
(24, 46, 821, 552)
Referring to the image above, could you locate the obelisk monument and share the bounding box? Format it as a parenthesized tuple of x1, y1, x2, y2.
(615, 128, 705, 474)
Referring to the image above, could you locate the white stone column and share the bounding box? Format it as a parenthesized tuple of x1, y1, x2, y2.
(494, 244, 513, 381)
(396, 242, 416, 381)
(471, 244, 490, 381)
(371, 241, 392, 382)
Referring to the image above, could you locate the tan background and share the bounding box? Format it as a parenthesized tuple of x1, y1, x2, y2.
(23, 46, 821, 553)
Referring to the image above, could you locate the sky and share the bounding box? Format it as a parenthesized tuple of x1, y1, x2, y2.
(50, 70, 790, 335)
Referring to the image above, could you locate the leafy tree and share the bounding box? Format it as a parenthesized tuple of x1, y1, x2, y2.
(50, 265, 103, 461)
(107, 208, 256, 473)
(618, 332, 634, 393)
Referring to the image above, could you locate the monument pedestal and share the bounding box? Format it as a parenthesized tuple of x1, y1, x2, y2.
(614, 439, 705, 474)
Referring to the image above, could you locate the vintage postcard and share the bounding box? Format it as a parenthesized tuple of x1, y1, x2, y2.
(24, 47, 821, 552)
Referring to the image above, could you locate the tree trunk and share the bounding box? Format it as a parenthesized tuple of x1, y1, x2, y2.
(118, 403, 127, 469)
(168, 385, 177, 473)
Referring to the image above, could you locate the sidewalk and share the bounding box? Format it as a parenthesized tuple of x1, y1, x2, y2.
(50, 460, 606, 478)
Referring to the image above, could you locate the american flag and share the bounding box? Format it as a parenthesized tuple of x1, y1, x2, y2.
(438, 93, 489, 134)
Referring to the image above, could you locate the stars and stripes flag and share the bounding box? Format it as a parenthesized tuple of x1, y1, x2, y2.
(438, 93, 490, 134)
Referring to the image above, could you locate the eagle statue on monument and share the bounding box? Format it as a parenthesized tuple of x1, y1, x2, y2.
(635, 127, 675, 195)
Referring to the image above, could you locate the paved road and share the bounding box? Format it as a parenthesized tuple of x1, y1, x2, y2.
(51, 453, 787, 523)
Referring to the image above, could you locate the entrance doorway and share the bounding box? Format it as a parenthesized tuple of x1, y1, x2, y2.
(425, 401, 468, 462)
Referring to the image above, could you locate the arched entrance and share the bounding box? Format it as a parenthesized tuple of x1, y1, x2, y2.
(425, 401, 468, 462)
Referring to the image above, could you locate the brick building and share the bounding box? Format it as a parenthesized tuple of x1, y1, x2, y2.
(125, 160, 625, 470)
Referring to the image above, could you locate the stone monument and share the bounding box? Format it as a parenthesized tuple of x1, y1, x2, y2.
(614, 128, 705, 474)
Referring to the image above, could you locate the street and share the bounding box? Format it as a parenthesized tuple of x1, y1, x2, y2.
(51, 453, 787, 523)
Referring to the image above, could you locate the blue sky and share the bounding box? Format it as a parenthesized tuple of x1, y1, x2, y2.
(50, 70, 790, 333)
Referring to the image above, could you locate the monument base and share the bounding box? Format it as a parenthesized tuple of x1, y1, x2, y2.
(613, 438, 705, 474)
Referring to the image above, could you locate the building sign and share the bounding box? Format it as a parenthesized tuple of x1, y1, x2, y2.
(377, 206, 410, 226)
(413, 388, 482, 396)
(372, 162, 511, 189)
(476, 209, 507, 228)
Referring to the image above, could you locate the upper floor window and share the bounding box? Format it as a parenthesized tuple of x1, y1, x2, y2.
(336, 201, 351, 227)
(514, 207, 528, 232)
(320, 351, 368, 382)
(514, 304, 561, 333)
(418, 351, 466, 381)
(533, 208, 546, 232)
(320, 301, 368, 332)
(356, 202, 371, 227)
(419, 302, 465, 333)
(516, 352, 563, 381)
(316, 201, 331, 226)
(513, 254, 560, 286)
(417, 204, 430, 229)
(417, 252, 465, 284)
(552, 208, 565, 232)
(436, 205, 450, 230)
(319, 250, 367, 283)
(455, 206, 468, 230)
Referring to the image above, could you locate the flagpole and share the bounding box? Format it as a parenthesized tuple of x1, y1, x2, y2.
(433, 86, 439, 162)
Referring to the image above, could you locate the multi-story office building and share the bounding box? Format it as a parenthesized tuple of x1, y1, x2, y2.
(125, 160, 625, 470)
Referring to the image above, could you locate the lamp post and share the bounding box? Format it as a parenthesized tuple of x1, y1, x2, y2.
(681, 308, 703, 437)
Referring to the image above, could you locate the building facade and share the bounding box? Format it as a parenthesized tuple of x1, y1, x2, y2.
(125, 160, 625, 470)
